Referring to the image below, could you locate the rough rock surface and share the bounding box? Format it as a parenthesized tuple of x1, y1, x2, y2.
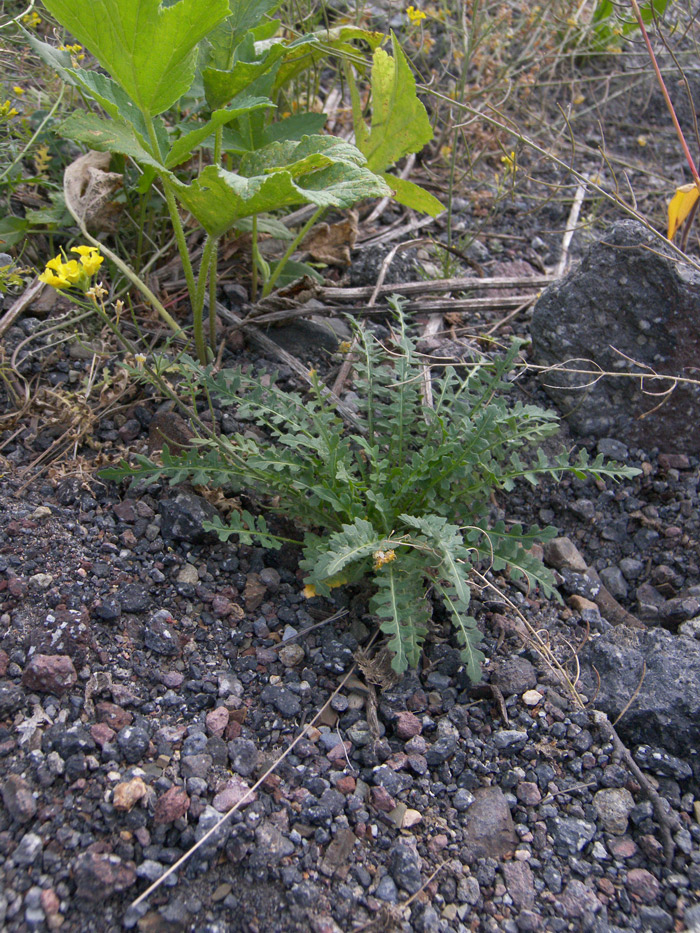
(531, 220, 700, 452)
(578, 627, 700, 786)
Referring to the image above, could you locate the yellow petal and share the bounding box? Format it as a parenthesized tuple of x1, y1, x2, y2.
(667, 183, 700, 240)
(302, 584, 317, 598)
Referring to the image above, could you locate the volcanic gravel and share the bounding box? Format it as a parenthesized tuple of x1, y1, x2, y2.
(0, 313, 699, 933)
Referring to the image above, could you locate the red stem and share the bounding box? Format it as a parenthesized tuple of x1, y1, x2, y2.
(629, 0, 700, 190)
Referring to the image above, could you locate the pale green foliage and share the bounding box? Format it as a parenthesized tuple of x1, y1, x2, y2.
(102, 306, 640, 678)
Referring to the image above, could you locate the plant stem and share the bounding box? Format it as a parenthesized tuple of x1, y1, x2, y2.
(261, 205, 325, 298)
(251, 214, 259, 303)
(194, 234, 218, 363)
(629, 0, 700, 191)
(208, 244, 218, 352)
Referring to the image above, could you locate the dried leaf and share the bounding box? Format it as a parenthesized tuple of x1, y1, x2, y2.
(64, 150, 123, 233)
(301, 212, 358, 266)
(667, 182, 700, 240)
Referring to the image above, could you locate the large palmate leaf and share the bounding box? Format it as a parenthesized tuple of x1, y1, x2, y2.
(354, 32, 433, 174)
(173, 137, 391, 236)
(41, 0, 231, 115)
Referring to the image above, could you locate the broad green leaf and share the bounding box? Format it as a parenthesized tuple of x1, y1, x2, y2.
(58, 113, 165, 170)
(358, 32, 433, 173)
(41, 0, 231, 115)
(203, 35, 314, 110)
(274, 26, 384, 94)
(667, 182, 700, 240)
(174, 138, 390, 235)
(164, 97, 273, 168)
(381, 172, 444, 217)
(0, 217, 30, 247)
(262, 112, 327, 145)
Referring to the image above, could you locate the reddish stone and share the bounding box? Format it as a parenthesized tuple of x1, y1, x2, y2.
(224, 720, 242, 740)
(638, 834, 665, 862)
(96, 701, 133, 731)
(73, 852, 136, 901)
(113, 500, 137, 522)
(395, 710, 422, 740)
(153, 786, 190, 825)
(626, 868, 660, 903)
(502, 860, 535, 910)
(385, 752, 408, 771)
(212, 775, 256, 812)
(40, 889, 60, 915)
(0, 649, 8, 676)
(608, 836, 637, 859)
(8, 577, 28, 597)
(91, 723, 116, 748)
(598, 878, 615, 897)
(119, 530, 138, 548)
(327, 741, 351, 763)
(211, 595, 233, 617)
(335, 776, 356, 795)
(516, 782, 541, 806)
(428, 834, 450, 857)
(658, 453, 690, 470)
(160, 671, 184, 689)
(370, 786, 395, 812)
(206, 706, 229, 737)
(22, 654, 77, 696)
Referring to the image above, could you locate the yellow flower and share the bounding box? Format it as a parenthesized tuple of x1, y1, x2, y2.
(500, 150, 517, 172)
(406, 5, 426, 25)
(38, 246, 104, 291)
(303, 584, 317, 598)
(0, 101, 19, 119)
(637, 135, 647, 147)
(22, 11, 41, 27)
(71, 245, 104, 276)
(13, 86, 24, 96)
(373, 549, 397, 570)
(338, 340, 352, 354)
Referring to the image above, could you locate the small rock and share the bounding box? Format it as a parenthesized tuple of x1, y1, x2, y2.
(154, 786, 190, 824)
(0, 681, 24, 715)
(118, 583, 150, 613)
(144, 611, 180, 656)
(73, 852, 136, 901)
(177, 564, 199, 585)
(227, 738, 259, 777)
(395, 710, 422, 739)
(551, 816, 596, 854)
(159, 491, 218, 543)
(278, 644, 305, 667)
(522, 690, 543, 707)
(543, 537, 588, 572)
(22, 655, 77, 696)
(29, 572, 53, 590)
(402, 809, 423, 828)
(370, 786, 396, 812)
(462, 786, 517, 860)
(626, 867, 660, 902)
(491, 657, 537, 696)
(593, 787, 635, 835)
(212, 775, 256, 812)
(2, 774, 37, 822)
(260, 685, 301, 718)
(599, 566, 628, 600)
(557, 879, 602, 919)
(112, 777, 149, 812)
(502, 860, 535, 910)
(389, 844, 423, 895)
(13, 832, 43, 865)
(516, 782, 541, 806)
(206, 707, 229, 737)
(117, 724, 151, 764)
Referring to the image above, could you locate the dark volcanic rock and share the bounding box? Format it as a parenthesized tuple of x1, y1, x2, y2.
(531, 220, 700, 452)
(159, 490, 219, 543)
(579, 627, 700, 785)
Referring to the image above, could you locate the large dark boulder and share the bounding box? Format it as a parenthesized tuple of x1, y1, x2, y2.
(578, 627, 700, 788)
(531, 220, 700, 452)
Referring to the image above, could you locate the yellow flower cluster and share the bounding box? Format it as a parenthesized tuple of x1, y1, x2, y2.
(39, 246, 104, 291)
(22, 11, 41, 27)
(0, 100, 19, 120)
(406, 5, 426, 25)
(373, 549, 396, 570)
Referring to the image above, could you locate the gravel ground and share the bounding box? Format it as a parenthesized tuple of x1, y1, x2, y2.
(0, 305, 699, 933)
